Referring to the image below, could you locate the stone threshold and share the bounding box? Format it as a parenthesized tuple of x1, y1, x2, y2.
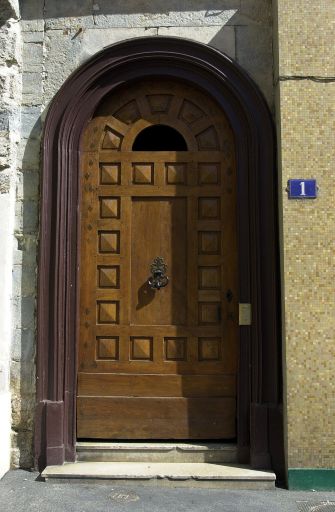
(76, 441, 237, 463)
(76, 441, 238, 451)
(42, 462, 276, 489)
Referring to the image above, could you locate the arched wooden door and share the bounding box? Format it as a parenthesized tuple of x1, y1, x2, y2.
(77, 79, 238, 439)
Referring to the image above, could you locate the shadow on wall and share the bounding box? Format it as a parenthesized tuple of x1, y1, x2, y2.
(20, 0, 274, 109)
(11, 108, 43, 468)
(21, 0, 241, 19)
(19, 0, 272, 32)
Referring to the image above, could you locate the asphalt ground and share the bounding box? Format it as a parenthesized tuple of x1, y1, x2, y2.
(1, 470, 335, 512)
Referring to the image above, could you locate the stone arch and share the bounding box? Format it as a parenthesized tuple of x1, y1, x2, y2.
(35, 37, 284, 479)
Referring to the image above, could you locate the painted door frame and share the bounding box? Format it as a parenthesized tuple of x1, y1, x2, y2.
(35, 37, 284, 480)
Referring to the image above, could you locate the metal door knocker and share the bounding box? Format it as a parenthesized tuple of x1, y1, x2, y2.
(148, 257, 169, 290)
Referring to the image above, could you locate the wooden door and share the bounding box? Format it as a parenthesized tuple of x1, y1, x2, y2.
(77, 80, 238, 439)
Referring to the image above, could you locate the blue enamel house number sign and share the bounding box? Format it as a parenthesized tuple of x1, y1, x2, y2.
(288, 179, 317, 199)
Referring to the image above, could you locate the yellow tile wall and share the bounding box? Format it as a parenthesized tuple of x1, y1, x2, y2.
(277, 0, 335, 76)
(275, 1, 335, 468)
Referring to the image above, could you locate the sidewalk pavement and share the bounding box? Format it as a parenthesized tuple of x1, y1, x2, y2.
(1, 469, 335, 512)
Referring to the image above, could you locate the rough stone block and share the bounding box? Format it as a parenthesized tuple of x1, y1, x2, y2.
(15, 199, 39, 233)
(20, 0, 44, 32)
(44, 0, 93, 30)
(20, 19, 44, 32)
(11, 328, 36, 362)
(0, 26, 19, 63)
(43, 30, 83, 104)
(80, 27, 157, 61)
(10, 361, 35, 395)
(0, 133, 10, 157)
(11, 392, 35, 427)
(18, 138, 41, 170)
(0, 110, 9, 131)
(22, 42, 43, 72)
(236, 25, 274, 107)
(45, 16, 94, 30)
(12, 264, 37, 298)
(22, 31, 44, 43)
(13, 234, 37, 266)
(0, 171, 10, 193)
(45, 0, 92, 17)
(0, 71, 21, 111)
(8, 108, 20, 133)
(93, 1, 239, 28)
(16, 170, 40, 200)
(22, 72, 42, 95)
(22, 93, 43, 108)
(158, 25, 235, 59)
(20, 107, 42, 140)
(11, 429, 34, 469)
(20, 0, 44, 19)
(12, 295, 36, 330)
(239, 0, 273, 25)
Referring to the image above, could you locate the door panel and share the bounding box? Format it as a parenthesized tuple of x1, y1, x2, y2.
(77, 373, 236, 397)
(77, 397, 236, 439)
(131, 197, 187, 326)
(77, 81, 238, 439)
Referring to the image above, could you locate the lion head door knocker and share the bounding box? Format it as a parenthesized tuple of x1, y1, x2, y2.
(148, 256, 169, 290)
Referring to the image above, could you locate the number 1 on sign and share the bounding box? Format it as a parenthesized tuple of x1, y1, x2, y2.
(299, 181, 306, 196)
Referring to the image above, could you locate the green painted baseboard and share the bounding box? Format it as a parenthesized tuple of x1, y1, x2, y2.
(288, 469, 335, 490)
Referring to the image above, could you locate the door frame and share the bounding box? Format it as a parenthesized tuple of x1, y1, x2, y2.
(35, 37, 284, 479)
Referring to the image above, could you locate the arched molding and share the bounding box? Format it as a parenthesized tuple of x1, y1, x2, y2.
(35, 37, 284, 479)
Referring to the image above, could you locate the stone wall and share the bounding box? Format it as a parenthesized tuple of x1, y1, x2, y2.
(0, 0, 21, 477)
(11, 0, 275, 468)
(274, 0, 335, 473)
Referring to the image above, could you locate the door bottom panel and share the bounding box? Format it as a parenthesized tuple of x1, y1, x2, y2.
(78, 372, 236, 397)
(77, 397, 236, 439)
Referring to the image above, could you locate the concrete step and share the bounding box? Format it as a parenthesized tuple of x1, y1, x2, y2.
(76, 442, 237, 463)
(42, 462, 276, 489)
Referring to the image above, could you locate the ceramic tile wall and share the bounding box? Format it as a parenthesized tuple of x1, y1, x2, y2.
(275, 0, 335, 468)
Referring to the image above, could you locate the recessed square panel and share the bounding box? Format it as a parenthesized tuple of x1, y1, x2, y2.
(198, 231, 221, 255)
(97, 301, 119, 324)
(147, 94, 172, 113)
(166, 163, 186, 184)
(100, 163, 121, 185)
(132, 163, 154, 184)
(99, 197, 120, 218)
(130, 337, 153, 361)
(199, 266, 221, 290)
(101, 127, 123, 150)
(198, 163, 220, 185)
(196, 126, 219, 150)
(97, 337, 119, 360)
(179, 99, 205, 125)
(198, 198, 221, 219)
(99, 231, 120, 254)
(164, 337, 187, 361)
(199, 302, 221, 325)
(98, 266, 120, 288)
(198, 337, 221, 361)
(114, 100, 141, 125)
